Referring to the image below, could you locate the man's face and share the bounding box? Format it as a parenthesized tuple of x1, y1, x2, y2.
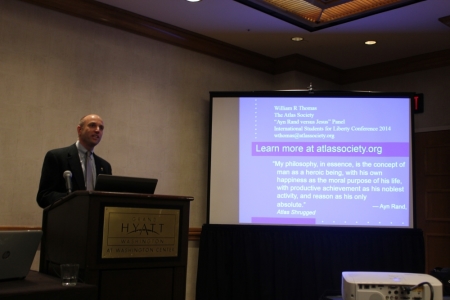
(77, 115, 104, 151)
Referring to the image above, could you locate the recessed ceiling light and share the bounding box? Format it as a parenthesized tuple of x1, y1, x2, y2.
(365, 40, 377, 45)
(187, 0, 201, 2)
(291, 37, 304, 42)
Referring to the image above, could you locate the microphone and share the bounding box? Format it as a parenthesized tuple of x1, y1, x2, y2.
(63, 170, 73, 194)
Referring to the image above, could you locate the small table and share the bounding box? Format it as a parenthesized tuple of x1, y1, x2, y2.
(0, 270, 97, 300)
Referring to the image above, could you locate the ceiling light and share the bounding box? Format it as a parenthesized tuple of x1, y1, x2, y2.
(187, 0, 202, 2)
(235, 0, 424, 32)
(291, 37, 304, 42)
(365, 41, 377, 45)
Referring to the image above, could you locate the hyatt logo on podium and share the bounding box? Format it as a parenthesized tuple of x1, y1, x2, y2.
(102, 207, 180, 258)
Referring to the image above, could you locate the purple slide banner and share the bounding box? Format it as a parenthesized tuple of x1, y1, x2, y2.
(252, 217, 316, 224)
(252, 142, 409, 157)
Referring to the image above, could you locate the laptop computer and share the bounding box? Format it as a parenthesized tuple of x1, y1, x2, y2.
(0, 230, 42, 281)
(95, 174, 158, 194)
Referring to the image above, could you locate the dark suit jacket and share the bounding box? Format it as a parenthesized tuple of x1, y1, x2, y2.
(36, 143, 112, 208)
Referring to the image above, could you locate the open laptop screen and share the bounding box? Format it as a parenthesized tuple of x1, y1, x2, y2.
(95, 174, 158, 194)
(0, 230, 42, 281)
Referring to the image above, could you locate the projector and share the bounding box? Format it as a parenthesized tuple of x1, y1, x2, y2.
(342, 271, 443, 300)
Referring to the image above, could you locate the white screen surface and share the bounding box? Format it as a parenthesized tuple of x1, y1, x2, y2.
(209, 92, 415, 228)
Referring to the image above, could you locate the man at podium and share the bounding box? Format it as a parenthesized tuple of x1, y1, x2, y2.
(36, 114, 112, 208)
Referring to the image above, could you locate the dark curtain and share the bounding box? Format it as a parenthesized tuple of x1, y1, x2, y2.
(196, 225, 424, 300)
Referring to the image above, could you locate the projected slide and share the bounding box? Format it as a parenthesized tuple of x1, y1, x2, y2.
(238, 96, 412, 227)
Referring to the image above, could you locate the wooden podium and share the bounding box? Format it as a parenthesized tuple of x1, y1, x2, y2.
(40, 191, 193, 300)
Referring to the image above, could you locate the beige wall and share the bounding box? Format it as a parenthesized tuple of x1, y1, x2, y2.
(0, 0, 276, 228)
(1, 0, 449, 299)
(342, 67, 450, 132)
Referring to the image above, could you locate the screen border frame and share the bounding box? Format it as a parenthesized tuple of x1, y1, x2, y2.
(207, 90, 417, 229)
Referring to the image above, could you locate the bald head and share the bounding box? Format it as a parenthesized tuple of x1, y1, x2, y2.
(77, 114, 104, 151)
